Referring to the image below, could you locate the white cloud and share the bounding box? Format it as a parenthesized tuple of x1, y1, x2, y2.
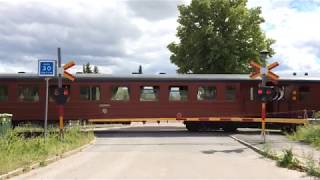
(249, 0, 320, 73)
(0, 0, 319, 75)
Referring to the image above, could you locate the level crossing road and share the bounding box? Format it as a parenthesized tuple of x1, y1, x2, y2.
(15, 124, 310, 179)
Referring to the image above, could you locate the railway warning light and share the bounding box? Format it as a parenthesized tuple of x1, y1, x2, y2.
(63, 89, 69, 96)
(257, 86, 275, 102)
(266, 89, 272, 95)
(54, 88, 69, 105)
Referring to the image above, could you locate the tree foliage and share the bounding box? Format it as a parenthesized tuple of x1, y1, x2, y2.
(93, 66, 99, 74)
(83, 63, 99, 74)
(168, 0, 275, 74)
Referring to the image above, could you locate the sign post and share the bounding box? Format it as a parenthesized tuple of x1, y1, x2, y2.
(38, 59, 56, 139)
(44, 77, 49, 138)
(249, 51, 279, 143)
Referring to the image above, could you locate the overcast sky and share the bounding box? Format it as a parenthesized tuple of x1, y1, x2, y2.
(0, 0, 320, 75)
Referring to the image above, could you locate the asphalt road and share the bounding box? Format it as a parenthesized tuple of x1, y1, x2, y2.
(15, 124, 310, 179)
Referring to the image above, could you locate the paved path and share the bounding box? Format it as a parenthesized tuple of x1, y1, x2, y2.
(233, 129, 320, 167)
(15, 125, 310, 179)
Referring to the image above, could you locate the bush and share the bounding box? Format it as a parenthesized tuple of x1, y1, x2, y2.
(0, 127, 94, 175)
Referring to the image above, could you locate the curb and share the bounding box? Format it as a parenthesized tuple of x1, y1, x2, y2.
(229, 135, 268, 156)
(0, 138, 96, 180)
(229, 135, 308, 173)
(81, 125, 134, 132)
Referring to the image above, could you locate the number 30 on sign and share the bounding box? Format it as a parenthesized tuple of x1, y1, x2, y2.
(38, 60, 57, 77)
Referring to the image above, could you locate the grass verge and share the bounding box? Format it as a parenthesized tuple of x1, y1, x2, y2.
(0, 127, 94, 175)
(289, 124, 320, 149)
(286, 125, 320, 176)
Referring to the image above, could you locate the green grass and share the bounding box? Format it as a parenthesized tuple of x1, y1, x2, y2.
(289, 125, 320, 149)
(277, 149, 299, 169)
(287, 125, 320, 176)
(0, 127, 94, 175)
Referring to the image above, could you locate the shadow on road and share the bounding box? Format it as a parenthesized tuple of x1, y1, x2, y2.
(94, 126, 285, 138)
(202, 147, 247, 154)
(94, 126, 233, 138)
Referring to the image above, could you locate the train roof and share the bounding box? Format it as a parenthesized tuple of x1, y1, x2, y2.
(0, 73, 320, 82)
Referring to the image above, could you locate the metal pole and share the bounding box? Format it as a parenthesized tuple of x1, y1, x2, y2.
(44, 78, 50, 139)
(260, 51, 268, 143)
(261, 102, 266, 143)
(57, 48, 64, 139)
(58, 48, 62, 88)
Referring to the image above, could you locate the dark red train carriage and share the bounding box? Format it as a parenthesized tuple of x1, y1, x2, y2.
(0, 73, 317, 131)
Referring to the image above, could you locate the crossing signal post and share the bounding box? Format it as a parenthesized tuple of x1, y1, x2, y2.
(250, 51, 279, 143)
(56, 48, 75, 139)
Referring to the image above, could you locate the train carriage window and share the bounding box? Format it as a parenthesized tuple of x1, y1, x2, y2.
(0, 85, 8, 101)
(169, 86, 188, 101)
(197, 86, 216, 101)
(80, 86, 100, 101)
(299, 86, 310, 101)
(225, 86, 236, 101)
(140, 86, 159, 101)
(111, 86, 130, 101)
(18, 85, 39, 102)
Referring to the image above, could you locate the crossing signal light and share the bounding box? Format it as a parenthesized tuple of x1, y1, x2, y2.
(63, 89, 69, 96)
(266, 89, 272, 95)
(54, 88, 69, 105)
(256, 86, 276, 102)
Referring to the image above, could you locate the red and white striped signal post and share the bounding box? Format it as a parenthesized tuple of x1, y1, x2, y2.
(250, 51, 279, 143)
(57, 48, 76, 139)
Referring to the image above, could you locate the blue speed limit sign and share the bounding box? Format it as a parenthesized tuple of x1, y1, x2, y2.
(38, 59, 56, 77)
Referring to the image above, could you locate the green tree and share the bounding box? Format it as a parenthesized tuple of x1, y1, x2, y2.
(168, 0, 275, 74)
(93, 66, 99, 74)
(83, 63, 93, 74)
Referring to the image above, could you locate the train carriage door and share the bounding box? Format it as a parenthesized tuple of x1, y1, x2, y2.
(242, 83, 260, 117)
(291, 85, 312, 116)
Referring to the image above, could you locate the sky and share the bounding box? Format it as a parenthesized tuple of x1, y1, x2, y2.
(0, 0, 319, 75)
